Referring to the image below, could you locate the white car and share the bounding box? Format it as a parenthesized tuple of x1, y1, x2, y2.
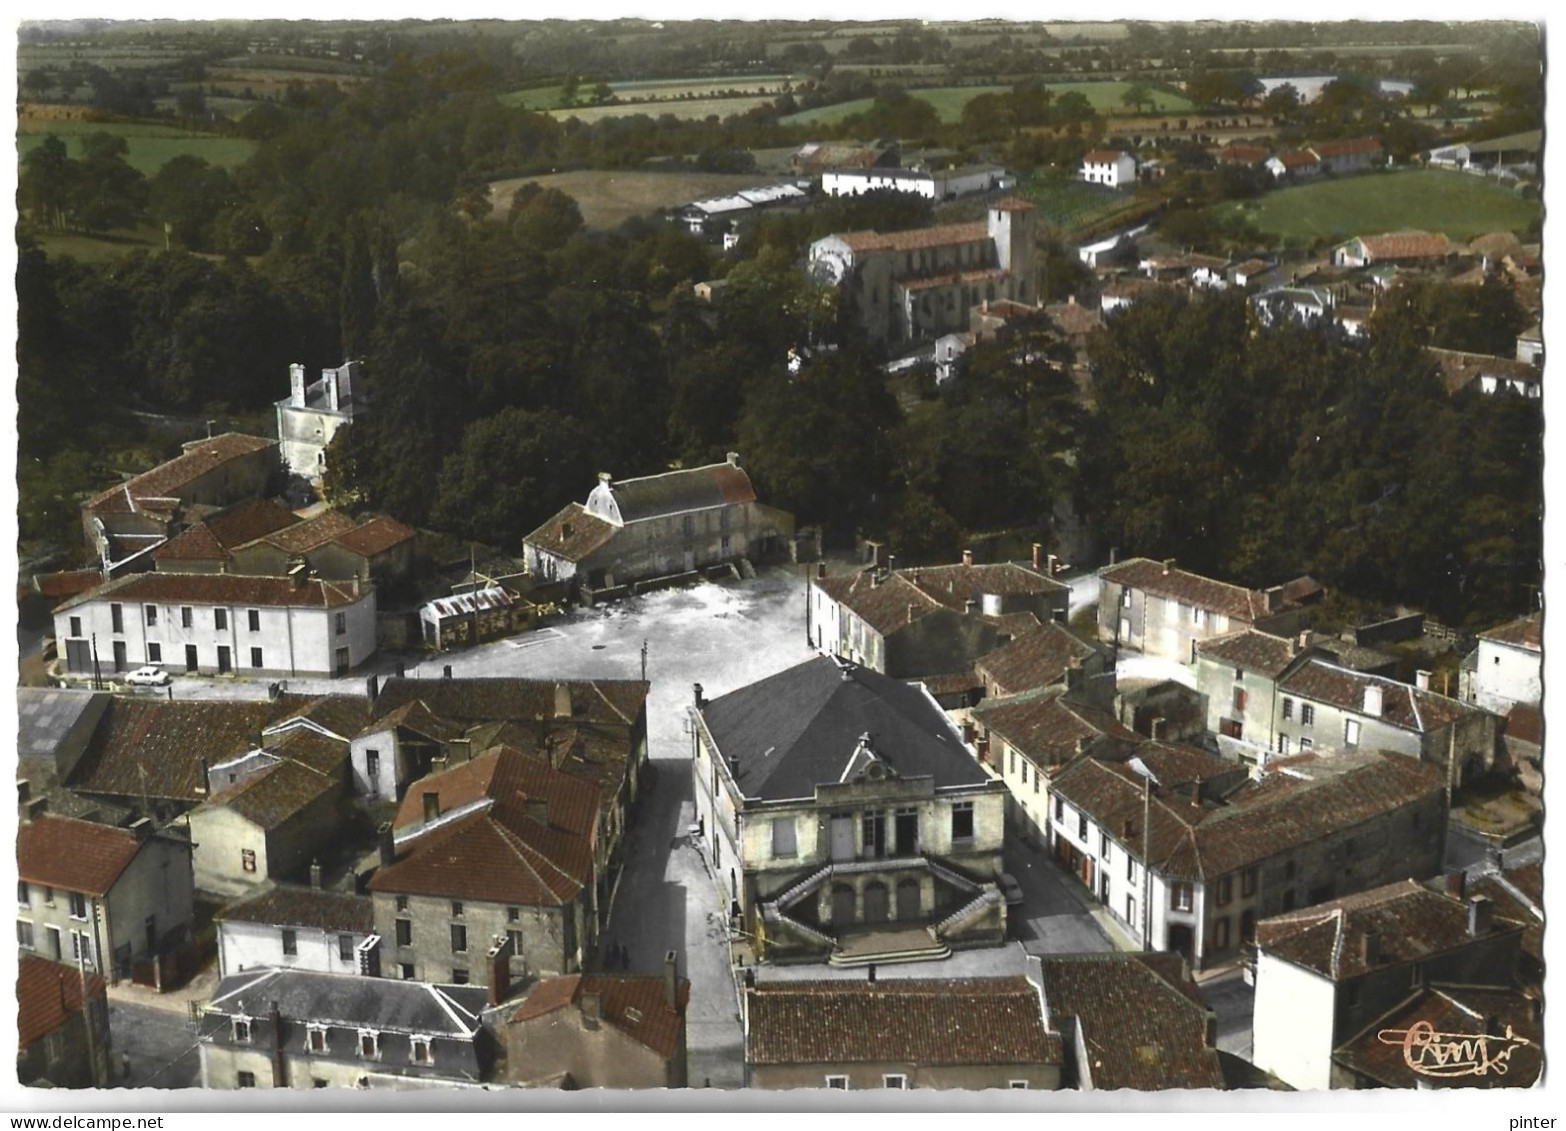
(999, 873, 1025, 907)
(125, 666, 171, 688)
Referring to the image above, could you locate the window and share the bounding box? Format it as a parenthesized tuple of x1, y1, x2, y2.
(233, 1018, 252, 1043)
(313, 1079, 328, 1089)
(215, 608, 228, 630)
(1241, 867, 1257, 898)
(1126, 856, 1136, 882)
(17, 920, 34, 949)
(306, 1026, 328, 1054)
(1344, 719, 1361, 747)
(1101, 834, 1111, 860)
(1009, 750, 1015, 774)
(69, 616, 81, 637)
(1299, 737, 1313, 752)
(237, 1071, 256, 1088)
(508, 906, 520, 922)
(145, 605, 158, 627)
(1234, 668, 1244, 682)
(411, 1038, 433, 1066)
(450, 901, 464, 918)
(1170, 882, 1193, 912)
(451, 968, 469, 985)
(17, 881, 29, 907)
(508, 927, 525, 958)
(181, 607, 193, 629)
(339, 933, 355, 962)
(251, 648, 264, 669)
(282, 929, 298, 956)
(1285, 860, 1297, 881)
(825, 1076, 849, 1090)
(399, 963, 415, 980)
(68, 892, 88, 920)
(1282, 697, 1294, 721)
(335, 613, 347, 636)
(395, 919, 412, 947)
(1054, 797, 1064, 822)
(450, 924, 468, 953)
(1078, 812, 1088, 839)
(1034, 772, 1040, 795)
(41, 886, 53, 907)
(396, 896, 409, 912)
(1233, 686, 1248, 713)
(771, 818, 797, 857)
(1216, 876, 1233, 906)
(1301, 704, 1315, 726)
(1009, 1080, 1030, 1090)
(147, 643, 161, 664)
(358, 1030, 380, 1060)
(681, 514, 694, 538)
(71, 931, 93, 966)
(242, 849, 257, 874)
(1020, 762, 1028, 785)
(248, 609, 261, 632)
(366, 750, 380, 781)
(1121, 588, 1132, 608)
(883, 1074, 907, 1089)
(1277, 735, 1291, 755)
(951, 802, 974, 841)
(111, 604, 123, 633)
(1126, 895, 1137, 927)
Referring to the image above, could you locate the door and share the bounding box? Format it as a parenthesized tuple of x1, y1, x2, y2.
(65, 639, 91, 672)
(335, 647, 350, 675)
(111, 641, 127, 672)
(185, 645, 198, 673)
(144, 914, 158, 955)
(1167, 924, 1195, 963)
(896, 879, 922, 921)
(217, 646, 231, 674)
(863, 882, 889, 923)
(46, 927, 62, 961)
(895, 810, 918, 856)
(1100, 873, 1111, 904)
(830, 884, 855, 925)
(830, 816, 854, 862)
(683, 549, 696, 573)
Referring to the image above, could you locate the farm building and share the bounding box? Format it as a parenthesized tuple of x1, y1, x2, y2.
(820, 164, 1013, 201)
(418, 586, 537, 649)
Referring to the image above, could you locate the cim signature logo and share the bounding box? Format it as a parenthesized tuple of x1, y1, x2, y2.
(1376, 1019, 1536, 1079)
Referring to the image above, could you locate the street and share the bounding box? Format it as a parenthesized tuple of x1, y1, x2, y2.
(1003, 841, 1122, 955)
(107, 998, 207, 1089)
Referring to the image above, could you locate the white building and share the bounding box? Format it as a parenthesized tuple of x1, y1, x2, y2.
(1079, 149, 1136, 188)
(217, 886, 378, 979)
(276, 361, 365, 483)
(1465, 614, 1542, 714)
(821, 165, 1013, 201)
(53, 572, 377, 678)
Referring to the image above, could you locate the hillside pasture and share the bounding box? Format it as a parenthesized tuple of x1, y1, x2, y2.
(1211, 169, 1541, 246)
(17, 116, 257, 174)
(488, 169, 771, 230)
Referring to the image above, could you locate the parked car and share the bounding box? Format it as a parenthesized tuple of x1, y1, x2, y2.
(125, 666, 171, 688)
(999, 873, 1025, 906)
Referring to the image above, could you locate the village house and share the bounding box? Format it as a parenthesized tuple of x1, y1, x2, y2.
(80, 434, 280, 577)
(1309, 136, 1385, 174)
(17, 955, 111, 1088)
(807, 199, 1038, 344)
(1097, 557, 1322, 664)
(502, 957, 690, 1088)
(1037, 953, 1231, 1090)
(523, 453, 793, 598)
(1467, 862, 1544, 987)
(217, 885, 377, 979)
(1217, 143, 1270, 168)
(1099, 276, 1169, 314)
(821, 164, 1012, 201)
(1226, 258, 1274, 289)
(1516, 323, 1544, 366)
(18, 814, 197, 986)
(1079, 149, 1136, 188)
(1045, 751, 1446, 970)
(973, 621, 1110, 701)
(808, 548, 1070, 703)
(1461, 613, 1542, 714)
(1251, 878, 1535, 1090)
(149, 498, 300, 574)
(1427, 347, 1543, 398)
(1265, 149, 1321, 179)
(198, 967, 493, 1090)
(1251, 284, 1335, 328)
(1331, 230, 1453, 269)
(367, 748, 601, 983)
(52, 571, 377, 679)
(276, 361, 365, 485)
(690, 656, 1010, 962)
(743, 974, 1061, 1090)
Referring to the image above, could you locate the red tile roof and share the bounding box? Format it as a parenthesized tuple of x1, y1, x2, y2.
(1101, 557, 1298, 622)
(523, 503, 618, 563)
(991, 197, 1035, 212)
(1275, 150, 1320, 169)
(1195, 630, 1300, 678)
(252, 509, 359, 554)
(18, 815, 144, 895)
(901, 267, 1009, 293)
(84, 435, 275, 516)
(976, 623, 1101, 697)
(31, 569, 104, 602)
(1480, 614, 1541, 651)
(746, 977, 1061, 1068)
(511, 974, 689, 1061)
(1311, 136, 1383, 159)
(1219, 144, 1269, 165)
(836, 221, 990, 255)
(1504, 704, 1542, 747)
(971, 687, 1140, 770)
(1355, 230, 1453, 261)
(334, 515, 418, 558)
(18, 955, 106, 1049)
(1277, 657, 1475, 733)
(1332, 986, 1540, 1088)
(1083, 149, 1129, 166)
(203, 498, 301, 548)
(55, 571, 366, 613)
(152, 523, 230, 563)
(201, 757, 339, 830)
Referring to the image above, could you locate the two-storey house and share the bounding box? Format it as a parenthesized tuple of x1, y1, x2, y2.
(1462, 613, 1541, 714)
(217, 886, 377, 979)
(1079, 149, 1136, 188)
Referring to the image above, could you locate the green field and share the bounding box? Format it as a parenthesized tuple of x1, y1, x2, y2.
(488, 169, 772, 230)
(1211, 169, 1541, 245)
(503, 74, 798, 112)
(1017, 173, 1143, 234)
(781, 80, 1194, 127)
(542, 95, 781, 124)
(18, 119, 257, 175)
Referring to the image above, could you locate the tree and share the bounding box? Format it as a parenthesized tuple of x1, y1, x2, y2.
(1262, 83, 1300, 121)
(1121, 83, 1153, 116)
(148, 154, 233, 250)
(19, 135, 72, 231)
(70, 134, 148, 234)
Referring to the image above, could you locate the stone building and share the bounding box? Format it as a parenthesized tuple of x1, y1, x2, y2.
(1463, 613, 1542, 714)
(690, 655, 1010, 962)
(275, 361, 365, 484)
(523, 454, 793, 596)
(17, 955, 110, 1088)
(808, 199, 1038, 344)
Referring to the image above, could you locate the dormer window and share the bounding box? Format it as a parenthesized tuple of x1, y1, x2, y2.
(233, 1017, 253, 1044)
(358, 1029, 380, 1060)
(410, 1037, 433, 1066)
(306, 1025, 329, 1054)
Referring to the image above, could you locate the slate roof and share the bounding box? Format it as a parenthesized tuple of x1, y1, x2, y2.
(207, 967, 487, 1037)
(1100, 558, 1303, 622)
(1051, 752, 1444, 883)
(372, 678, 648, 730)
(745, 977, 1060, 1068)
(84, 434, 275, 516)
(334, 515, 418, 558)
(54, 571, 364, 613)
(1255, 880, 1526, 980)
(523, 503, 618, 563)
(1332, 986, 1541, 1088)
(1195, 630, 1300, 678)
(1480, 614, 1541, 652)
(18, 955, 106, 1049)
(699, 656, 987, 802)
(218, 887, 374, 934)
(18, 815, 145, 895)
(971, 686, 1140, 769)
(1040, 953, 1225, 1090)
(511, 974, 690, 1061)
(836, 221, 990, 254)
(18, 688, 105, 761)
(1277, 657, 1475, 732)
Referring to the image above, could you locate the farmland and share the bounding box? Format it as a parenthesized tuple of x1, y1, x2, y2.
(502, 74, 798, 113)
(1014, 173, 1145, 235)
(1211, 169, 1541, 246)
(17, 116, 257, 174)
(781, 80, 1194, 127)
(541, 96, 780, 124)
(488, 169, 771, 230)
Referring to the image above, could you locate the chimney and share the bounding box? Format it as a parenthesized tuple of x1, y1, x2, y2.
(868, 963, 877, 984)
(1297, 630, 1313, 653)
(888, 554, 897, 573)
(1150, 717, 1167, 741)
(1162, 558, 1175, 575)
(1074, 736, 1089, 757)
(1065, 657, 1084, 692)
(1032, 543, 1043, 572)
(726, 451, 741, 468)
(1416, 670, 1432, 692)
(288, 560, 308, 589)
(581, 991, 603, 1022)
(377, 823, 395, 867)
(597, 471, 612, 487)
(488, 934, 515, 1008)
(1047, 553, 1059, 577)
(269, 1001, 287, 1088)
(1363, 685, 1384, 718)
(693, 683, 705, 709)
(324, 367, 341, 411)
(16, 780, 29, 807)
(1468, 895, 1494, 938)
(1445, 871, 1467, 901)
(196, 758, 209, 797)
(366, 675, 379, 702)
(1362, 930, 1381, 966)
(129, 817, 152, 840)
(665, 950, 679, 1010)
(1203, 1010, 1218, 1048)
(526, 798, 551, 828)
(554, 683, 573, 720)
(962, 549, 974, 567)
(443, 664, 453, 680)
(289, 363, 306, 407)
(964, 598, 977, 615)
(1068, 294, 1077, 306)
(310, 860, 322, 890)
